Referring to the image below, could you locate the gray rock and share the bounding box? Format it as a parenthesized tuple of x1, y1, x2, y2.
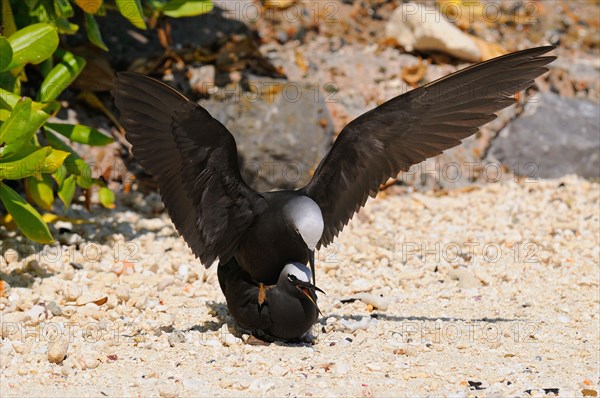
(200, 80, 333, 192)
(488, 92, 600, 179)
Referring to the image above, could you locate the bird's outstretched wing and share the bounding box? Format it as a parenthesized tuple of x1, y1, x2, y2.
(113, 72, 266, 267)
(302, 46, 556, 248)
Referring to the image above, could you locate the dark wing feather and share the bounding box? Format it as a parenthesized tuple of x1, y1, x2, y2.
(112, 72, 266, 266)
(302, 46, 556, 247)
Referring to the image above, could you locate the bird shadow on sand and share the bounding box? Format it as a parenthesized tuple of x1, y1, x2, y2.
(185, 301, 316, 347)
(182, 304, 523, 348)
(318, 313, 524, 324)
(186, 301, 229, 334)
(0, 263, 54, 289)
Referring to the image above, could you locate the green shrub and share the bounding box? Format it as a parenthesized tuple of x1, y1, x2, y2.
(0, 0, 213, 243)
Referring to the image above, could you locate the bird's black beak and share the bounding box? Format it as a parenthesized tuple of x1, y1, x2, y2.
(294, 279, 325, 315)
(308, 249, 316, 285)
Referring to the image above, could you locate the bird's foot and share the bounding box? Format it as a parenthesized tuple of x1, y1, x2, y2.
(245, 332, 272, 346)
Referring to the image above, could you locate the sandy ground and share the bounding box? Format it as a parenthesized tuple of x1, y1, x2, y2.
(0, 175, 599, 397)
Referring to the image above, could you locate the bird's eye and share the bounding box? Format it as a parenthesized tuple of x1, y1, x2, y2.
(287, 274, 297, 282)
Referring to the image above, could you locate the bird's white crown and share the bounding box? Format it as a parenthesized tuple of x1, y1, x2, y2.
(284, 196, 324, 250)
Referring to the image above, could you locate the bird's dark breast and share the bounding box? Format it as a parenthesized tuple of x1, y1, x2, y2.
(265, 289, 319, 340)
(236, 193, 309, 285)
(237, 236, 308, 285)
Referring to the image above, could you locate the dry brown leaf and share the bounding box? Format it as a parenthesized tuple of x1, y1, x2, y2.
(263, 0, 296, 9)
(402, 59, 428, 85)
(74, 0, 102, 14)
(317, 363, 333, 371)
(72, 47, 115, 92)
(91, 297, 108, 306)
(294, 49, 309, 73)
(77, 296, 108, 307)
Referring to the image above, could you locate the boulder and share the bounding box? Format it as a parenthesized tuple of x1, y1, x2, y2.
(200, 79, 334, 192)
(385, 3, 481, 62)
(487, 92, 600, 179)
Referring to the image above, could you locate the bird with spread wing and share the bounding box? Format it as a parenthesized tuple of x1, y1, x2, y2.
(113, 46, 556, 339)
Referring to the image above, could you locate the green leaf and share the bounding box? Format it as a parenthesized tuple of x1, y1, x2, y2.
(26, 174, 54, 210)
(116, 0, 147, 29)
(0, 87, 45, 111)
(162, 0, 213, 18)
(39, 57, 53, 76)
(0, 98, 51, 156)
(84, 13, 108, 51)
(0, 146, 51, 179)
(76, 171, 94, 189)
(0, 71, 18, 94)
(58, 174, 76, 208)
(0, 97, 31, 146)
(52, 163, 67, 186)
(45, 129, 78, 156)
(6, 23, 59, 69)
(0, 90, 55, 123)
(45, 131, 92, 179)
(0, 37, 13, 72)
(1, 0, 17, 38)
(46, 122, 113, 146)
(0, 109, 10, 121)
(98, 186, 115, 208)
(38, 49, 86, 101)
(53, 0, 74, 18)
(42, 148, 70, 173)
(55, 18, 79, 35)
(0, 182, 54, 243)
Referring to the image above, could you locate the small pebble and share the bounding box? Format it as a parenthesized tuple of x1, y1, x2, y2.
(26, 305, 47, 326)
(350, 278, 373, 292)
(168, 330, 186, 347)
(63, 283, 82, 302)
(46, 301, 62, 316)
(367, 363, 383, 372)
(12, 341, 29, 354)
(340, 316, 371, 332)
(82, 354, 101, 370)
(48, 338, 69, 364)
(158, 383, 179, 398)
(448, 268, 481, 289)
(157, 278, 174, 292)
(115, 285, 129, 301)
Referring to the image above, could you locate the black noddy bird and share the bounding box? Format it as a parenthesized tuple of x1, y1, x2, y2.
(218, 258, 323, 340)
(113, 46, 555, 337)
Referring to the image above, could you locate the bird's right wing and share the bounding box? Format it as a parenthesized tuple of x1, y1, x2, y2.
(113, 72, 267, 267)
(302, 46, 556, 248)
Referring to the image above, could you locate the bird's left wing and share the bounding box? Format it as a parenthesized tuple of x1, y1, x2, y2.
(302, 46, 556, 248)
(113, 72, 266, 267)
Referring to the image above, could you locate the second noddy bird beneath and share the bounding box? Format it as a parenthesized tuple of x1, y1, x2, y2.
(113, 46, 556, 339)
